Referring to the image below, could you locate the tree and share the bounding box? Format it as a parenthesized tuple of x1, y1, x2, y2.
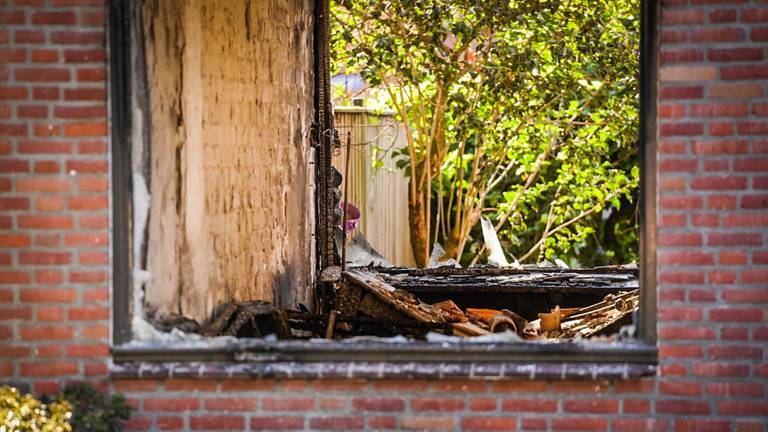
(332, 0, 640, 267)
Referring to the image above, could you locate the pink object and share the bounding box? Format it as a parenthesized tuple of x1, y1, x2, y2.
(341, 202, 361, 232)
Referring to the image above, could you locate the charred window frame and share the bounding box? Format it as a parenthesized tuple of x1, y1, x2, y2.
(110, 0, 659, 363)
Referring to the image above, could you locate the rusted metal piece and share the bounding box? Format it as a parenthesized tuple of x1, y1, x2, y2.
(489, 314, 517, 333)
(432, 300, 467, 323)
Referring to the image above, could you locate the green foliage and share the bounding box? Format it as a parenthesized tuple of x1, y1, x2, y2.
(0, 385, 72, 432)
(332, 0, 640, 266)
(55, 385, 130, 432)
(0, 384, 131, 432)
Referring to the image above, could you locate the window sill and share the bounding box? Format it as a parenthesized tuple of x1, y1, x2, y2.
(111, 339, 657, 380)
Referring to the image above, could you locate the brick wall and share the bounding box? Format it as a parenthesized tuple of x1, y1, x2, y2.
(1, 0, 767, 431)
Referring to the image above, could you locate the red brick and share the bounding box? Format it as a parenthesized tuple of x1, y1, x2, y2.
(16, 178, 71, 193)
(0, 10, 24, 24)
(660, 381, 701, 397)
(660, 344, 703, 358)
(79, 251, 109, 265)
(18, 215, 72, 229)
(0, 86, 29, 100)
(551, 418, 606, 431)
(64, 88, 106, 101)
(693, 362, 749, 377)
(31, 11, 76, 25)
(15, 68, 70, 82)
(63, 49, 105, 63)
(263, 397, 316, 411)
(708, 47, 763, 62)
(462, 417, 517, 431)
(68, 195, 108, 210)
(78, 140, 107, 154)
(401, 416, 455, 430)
(66, 343, 108, 357)
(143, 398, 200, 412)
(723, 288, 768, 302)
(691, 27, 745, 43)
(37, 307, 63, 321)
(708, 83, 763, 99)
(0, 48, 26, 63)
(153, 416, 181, 430)
(203, 397, 258, 411)
(660, 158, 698, 171)
(710, 307, 764, 322)
(190, 416, 244, 430)
(707, 382, 764, 397)
(0, 271, 31, 284)
(660, 123, 704, 137)
(19, 251, 71, 265)
(707, 232, 763, 246)
(718, 401, 768, 416)
(51, 31, 104, 45)
(709, 8, 737, 23)
(492, 381, 548, 393)
(0, 307, 32, 320)
(724, 66, 768, 81)
(54, 105, 106, 119)
(19, 140, 71, 154)
(734, 158, 768, 171)
(742, 195, 768, 209)
(659, 326, 715, 340)
(309, 416, 364, 430)
(66, 159, 108, 172)
(0, 197, 29, 211)
(15, 30, 45, 44)
(622, 399, 650, 414)
(551, 381, 610, 393)
(658, 233, 702, 247)
(662, 9, 705, 24)
(656, 399, 710, 415)
(33, 88, 60, 101)
(411, 397, 464, 412)
(753, 26, 768, 41)
(352, 397, 404, 412)
(724, 213, 768, 226)
(64, 122, 107, 136)
(707, 344, 763, 360)
(661, 48, 703, 64)
(20, 326, 74, 340)
(501, 398, 556, 412)
(250, 416, 304, 430)
(431, 379, 487, 393)
(660, 86, 703, 100)
(709, 122, 734, 136)
(68, 306, 109, 320)
(31, 49, 58, 63)
(707, 195, 736, 209)
(659, 306, 703, 321)
(617, 419, 670, 432)
(77, 68, 106, 82)
(0, 158, 30, 172)
(20, 288, 75, 303)
(36, 196, 64, 211)
(20, 362, 77, 377)
(469, 398, 497, 411)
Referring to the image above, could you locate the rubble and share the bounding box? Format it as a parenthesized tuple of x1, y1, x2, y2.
(144, 266, 640, 343)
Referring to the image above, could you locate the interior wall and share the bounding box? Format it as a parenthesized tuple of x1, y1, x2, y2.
(141, 0, 315, 322)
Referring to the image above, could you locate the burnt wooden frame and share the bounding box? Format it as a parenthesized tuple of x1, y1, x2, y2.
(109, 0, 658, 361)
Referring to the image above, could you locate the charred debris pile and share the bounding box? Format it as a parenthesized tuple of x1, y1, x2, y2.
(147, 264, 639, 343)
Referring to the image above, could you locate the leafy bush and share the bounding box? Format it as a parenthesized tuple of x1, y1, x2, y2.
(0, 385, 72, 432)
(0, 384, 131, 432)
(54, 385, 131, 432)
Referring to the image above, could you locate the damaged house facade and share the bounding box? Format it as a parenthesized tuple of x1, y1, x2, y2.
(1, 0, 767, 430)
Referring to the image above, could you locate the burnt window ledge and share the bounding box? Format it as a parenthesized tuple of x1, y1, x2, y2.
(111, 340, 657, 380)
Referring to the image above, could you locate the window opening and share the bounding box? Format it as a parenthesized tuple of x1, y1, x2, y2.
(117, 0, 654, 348)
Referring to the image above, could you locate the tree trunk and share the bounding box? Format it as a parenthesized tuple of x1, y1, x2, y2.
(408, 180, 429, 267)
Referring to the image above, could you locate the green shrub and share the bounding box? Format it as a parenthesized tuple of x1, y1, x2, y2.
(0, 385, 72, 432)
(0, 384, 131, 432)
